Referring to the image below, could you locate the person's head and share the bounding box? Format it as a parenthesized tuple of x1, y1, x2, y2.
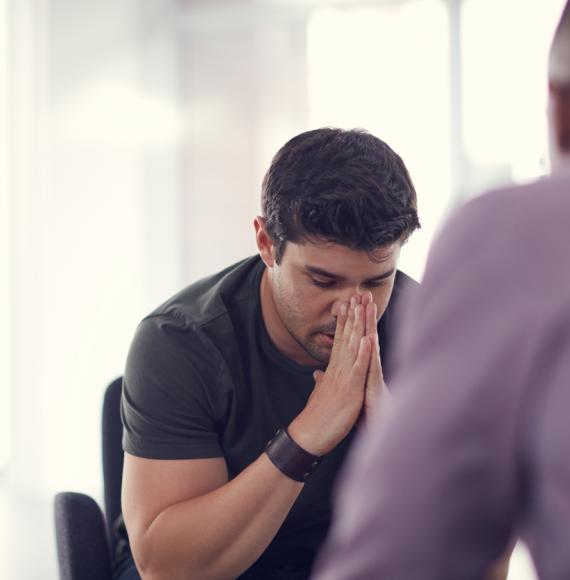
(260, 127, 419, 264)
(255, 128, 420, 365)
(548, 1, 570, 170)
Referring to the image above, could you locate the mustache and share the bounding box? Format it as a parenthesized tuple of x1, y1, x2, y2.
(314, 320, 338, 336)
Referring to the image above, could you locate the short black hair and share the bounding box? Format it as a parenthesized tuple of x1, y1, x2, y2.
(261, 127, 420, 263)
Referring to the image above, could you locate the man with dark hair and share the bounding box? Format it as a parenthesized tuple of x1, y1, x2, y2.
(261, 129, 418, 265)
(117, 128, 419, 579)
(312, 4, 570, 580)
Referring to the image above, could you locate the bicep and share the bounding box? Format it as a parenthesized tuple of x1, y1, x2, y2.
(122, 452, 229, 545)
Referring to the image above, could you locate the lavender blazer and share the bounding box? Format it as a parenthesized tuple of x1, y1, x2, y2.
(312, 173, 570, 580)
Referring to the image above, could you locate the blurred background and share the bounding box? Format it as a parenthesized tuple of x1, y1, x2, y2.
(0, 0, 566, 577)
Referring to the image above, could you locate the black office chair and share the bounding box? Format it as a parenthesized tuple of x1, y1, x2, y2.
(54, 377, 125, 580)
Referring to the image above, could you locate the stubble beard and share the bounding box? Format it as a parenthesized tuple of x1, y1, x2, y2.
(272, 277, 333, 365)
(280, 307, 334, 365)
(297, 332, 332, 365)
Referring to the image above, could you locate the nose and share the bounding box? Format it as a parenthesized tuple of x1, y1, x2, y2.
(330, 288, 371, 316)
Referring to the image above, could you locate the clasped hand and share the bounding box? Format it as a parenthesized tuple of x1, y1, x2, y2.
(288, 293, 388, 456)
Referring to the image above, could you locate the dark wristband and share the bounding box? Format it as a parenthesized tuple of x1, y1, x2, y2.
(265, 427, 324, 482)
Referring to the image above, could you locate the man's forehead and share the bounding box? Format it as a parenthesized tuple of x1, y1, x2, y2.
(286, 240, 400, 272)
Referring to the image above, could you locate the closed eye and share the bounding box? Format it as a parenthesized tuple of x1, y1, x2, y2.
(312, 278, 389, 289)
(363, 280, 388, 289)
(311, 278, 336, 288)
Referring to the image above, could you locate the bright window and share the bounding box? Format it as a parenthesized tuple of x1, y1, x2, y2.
(462, 0, 565, 183)
(308, 0, 450, 280)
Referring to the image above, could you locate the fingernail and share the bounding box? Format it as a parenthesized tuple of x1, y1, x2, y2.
(340, 303, 348, 316)
(355, 305, 362, 316)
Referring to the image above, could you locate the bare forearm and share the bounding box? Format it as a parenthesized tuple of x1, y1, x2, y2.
(137, 453, 303, 580)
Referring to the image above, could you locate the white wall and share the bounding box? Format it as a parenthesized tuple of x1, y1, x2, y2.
(7, 0, 185, 503)
(0, 0, 11, 470)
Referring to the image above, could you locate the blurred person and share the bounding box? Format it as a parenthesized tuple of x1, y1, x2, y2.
(116, 128, 420, 579)
(311, 4, 570, 580)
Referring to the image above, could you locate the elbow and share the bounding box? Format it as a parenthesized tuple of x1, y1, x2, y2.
(129, 530, 176, 580)
(131, 535, 222, 580)
(129, 542, 158, 580)
(130, 539, 185, 580)
(136, 559, 230, 580)
(127, 511, 236, 580)
(132, 551, 183, 580)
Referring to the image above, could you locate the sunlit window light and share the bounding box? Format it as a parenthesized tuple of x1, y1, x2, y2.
(307, 0, 450, 280)
(462, 0, 565, 184)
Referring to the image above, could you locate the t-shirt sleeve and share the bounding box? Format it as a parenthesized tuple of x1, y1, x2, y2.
(121, 313, 225, 460)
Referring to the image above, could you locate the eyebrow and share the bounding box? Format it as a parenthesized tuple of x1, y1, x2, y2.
(304, 265, 396, 284)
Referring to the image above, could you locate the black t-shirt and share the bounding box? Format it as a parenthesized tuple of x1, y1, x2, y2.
(121, 255, 416, 578)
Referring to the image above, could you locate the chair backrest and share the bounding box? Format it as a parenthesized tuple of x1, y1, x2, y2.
(54, 492, 113, 580)
(102, 376, 124, 552)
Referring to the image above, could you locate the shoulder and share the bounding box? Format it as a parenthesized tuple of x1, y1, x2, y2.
(381, 269, 419, 332)
(378, 270, 418, 382)
(149, 255, 263, 330)
(436, 175, 570, 262)
(396, 175, 570, 376)
(127, 255, 264, 382)
(387, 269, 419, 315)
(393, 269, 419, 293)
(424, 175, 570, 308)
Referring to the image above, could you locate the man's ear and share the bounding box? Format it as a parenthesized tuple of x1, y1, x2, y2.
(254, 216, 276, 268)
(549, 83, 570, 153)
